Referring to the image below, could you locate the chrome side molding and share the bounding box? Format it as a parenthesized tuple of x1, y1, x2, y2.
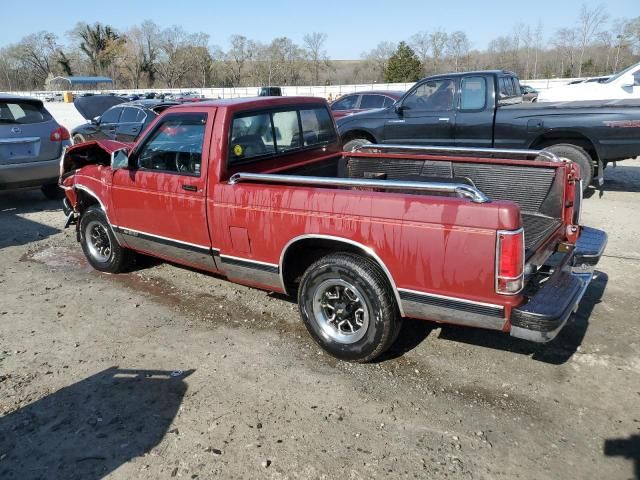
(353, 144, 563, 163)
(228, 172, 490, 203)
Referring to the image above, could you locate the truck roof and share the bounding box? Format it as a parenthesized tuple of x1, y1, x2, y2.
(170, 96, 328, 113)
(423, 70, 517, 81)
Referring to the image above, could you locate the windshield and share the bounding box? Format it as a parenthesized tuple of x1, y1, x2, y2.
(604, 61, 640, 84)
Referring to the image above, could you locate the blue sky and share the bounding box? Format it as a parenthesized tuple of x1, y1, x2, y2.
(1, 0, 637, 59)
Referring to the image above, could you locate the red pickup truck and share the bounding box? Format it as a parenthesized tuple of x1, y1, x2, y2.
(59, 96, 607, 362)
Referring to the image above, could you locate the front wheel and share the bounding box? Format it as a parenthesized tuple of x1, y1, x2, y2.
(342, 138, 372, 152)
(298, 252, 402, 362)
(79, 206, 134, 273)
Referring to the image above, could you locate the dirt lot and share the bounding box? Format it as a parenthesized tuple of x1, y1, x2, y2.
(1, 161, 639, 480)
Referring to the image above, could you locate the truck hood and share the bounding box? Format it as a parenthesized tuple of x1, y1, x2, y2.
(60, 139, 130, 179)
(74, 95, 127, 120)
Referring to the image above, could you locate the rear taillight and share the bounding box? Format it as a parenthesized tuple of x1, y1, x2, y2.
(50, 126, 70, 142)
(495, 228, 525, 295)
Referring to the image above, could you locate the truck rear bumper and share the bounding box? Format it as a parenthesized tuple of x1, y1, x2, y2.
(509, 226, 607, 343)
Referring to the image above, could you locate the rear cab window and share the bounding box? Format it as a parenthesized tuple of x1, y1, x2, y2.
(0, 100, 51, 124)
(228, 105, 336, 165)
(460, 77, 487, 110)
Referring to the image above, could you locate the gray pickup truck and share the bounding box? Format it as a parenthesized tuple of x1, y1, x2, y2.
(337, 70, 640, 189)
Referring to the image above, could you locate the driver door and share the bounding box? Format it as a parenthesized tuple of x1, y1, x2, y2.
(383, 78, 457, 145)
(110, 109, 217, 271)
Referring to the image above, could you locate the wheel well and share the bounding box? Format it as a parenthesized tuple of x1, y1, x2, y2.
(75, 189, 100, 213)
(281, 238, 388, 297)
(530, 132, 599, 166)
(341, 129, 376, 145)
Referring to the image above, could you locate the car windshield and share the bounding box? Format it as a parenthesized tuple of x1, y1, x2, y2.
(604, 62, 640, 84)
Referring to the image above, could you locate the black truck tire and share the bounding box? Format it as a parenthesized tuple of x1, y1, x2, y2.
(298, 252, 402, 362)
(342, 138, 372, 152)
(79, 206, 134, 273)
(541, 144, 593, 189)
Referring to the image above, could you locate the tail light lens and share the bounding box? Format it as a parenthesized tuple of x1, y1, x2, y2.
(50, 126, 70, 142)
(496, 228, 525, 295)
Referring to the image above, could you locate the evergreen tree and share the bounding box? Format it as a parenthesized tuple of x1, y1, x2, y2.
(384, 42, 422, 82)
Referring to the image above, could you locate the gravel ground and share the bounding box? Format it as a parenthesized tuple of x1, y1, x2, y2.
(1, 151, 639, 478)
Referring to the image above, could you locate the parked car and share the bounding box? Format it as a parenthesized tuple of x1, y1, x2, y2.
(119, 93, 141, 102)
(258, 86, 282, 96)
(44, 93, 64, 102)
(72, 96, 178, 144)
(538, 62, 640, 102)
(59, 96, 606, 362)
(520, 84, 538, 102)
(0, 94, 70, 199)
(337, 69, 640, 189)
(330, 91, 403, 118)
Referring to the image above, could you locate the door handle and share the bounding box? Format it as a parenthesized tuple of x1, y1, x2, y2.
(182, 184, 197, 192)
(438, 118, 450, 122)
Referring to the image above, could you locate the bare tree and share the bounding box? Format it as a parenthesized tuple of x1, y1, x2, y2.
(554, 28, 580, 76)
(303, 32, 329, 85)
(362, 41, 397, 82)
(576, 3, 609, 77)
(447, 31, 470, 72)
(71, 22, 123, 75)
(429, 29, 448, 73)
(225, 35, 253, 86)
(532, 21, 544, 78)
(6, 32, 63, 87)
(409, 31, 430, 74)
(122, 22, 160, 88)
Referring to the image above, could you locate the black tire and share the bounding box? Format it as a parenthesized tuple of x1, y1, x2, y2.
(79, 206, 134, 273)
(72, 133, 85, 145)
(41, 183, 65, 200)
(343, 138, 372, 152)
(298, 252, 402, 362)
(541, 143, 593, 190)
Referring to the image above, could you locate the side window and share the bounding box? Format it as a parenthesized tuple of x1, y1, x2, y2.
(331, 95, 358, 111)
(120, 107, 139, 123)
(460, 77, 487, 110)
(136, 113, 206, 176)
(511, 77, 521, 95)
(300, 107, 336, 146)
(383, 96, 396, 107)
(272, 110, 301, 153)
(499, 77, 515, 98)
(403, 79, 455, 111)
(101, 107, 122, 124)
(228, 113, 275, 163)
(360, 95, 385, 109)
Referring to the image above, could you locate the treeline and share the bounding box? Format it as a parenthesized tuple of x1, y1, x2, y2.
(0, 5, 638, 91)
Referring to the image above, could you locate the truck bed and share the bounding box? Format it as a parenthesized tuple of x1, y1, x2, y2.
(287, 153, 565, 257)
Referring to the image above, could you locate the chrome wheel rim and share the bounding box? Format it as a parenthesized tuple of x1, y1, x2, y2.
(312, 279, 369, 344)
(86, 220, 111, 262)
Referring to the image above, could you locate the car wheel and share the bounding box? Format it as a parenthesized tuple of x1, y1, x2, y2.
(79, 206, 134, 273)
(343, 138, 372, 152)
(298, 252, 402, 362)
(41, 183, 65, 200)
(72, 134, 85, 145)
(541, 144, 593, 190)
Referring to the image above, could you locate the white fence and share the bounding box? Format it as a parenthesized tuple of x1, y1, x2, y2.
(6, 78, 580, 101)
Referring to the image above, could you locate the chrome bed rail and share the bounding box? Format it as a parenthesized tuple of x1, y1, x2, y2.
(228, 172, 490, 203)
(352, 144, 563, 163)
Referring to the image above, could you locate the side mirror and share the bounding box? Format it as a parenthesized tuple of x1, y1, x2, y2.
(111, 148, 129, 170)
(394, 103, 406, 115)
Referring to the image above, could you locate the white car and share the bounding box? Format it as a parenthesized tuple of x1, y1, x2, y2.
(537, 62, 640, 102)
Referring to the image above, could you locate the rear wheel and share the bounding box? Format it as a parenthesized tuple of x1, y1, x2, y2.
(79, 206, 134, 273)
(41, 183, 65, 200)
(343, 138, 372, 152)
(541, 143, 593, 190)
(297, 252, 402, 362)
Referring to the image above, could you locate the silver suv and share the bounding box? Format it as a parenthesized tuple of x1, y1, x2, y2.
(0, 94, 71, 199)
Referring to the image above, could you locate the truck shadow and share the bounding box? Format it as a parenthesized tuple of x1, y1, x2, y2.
(584, 163, 640, 197)
(0, 191, 61, 250)
(604, 434, 640, 480)
(0, 367, 193, 480)
(436, 271, 608, 364)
